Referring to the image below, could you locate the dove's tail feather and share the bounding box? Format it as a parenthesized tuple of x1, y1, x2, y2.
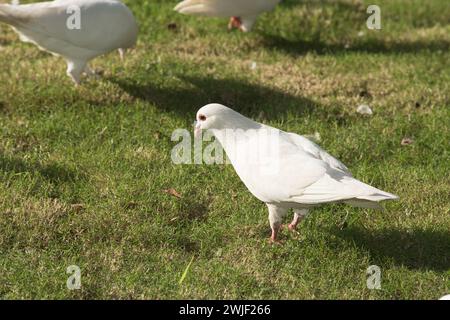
(291, 173, 398, 208)
(355, 191, 399, 202)
(345, 181, 398, 210)
(345, 190, 398, 210)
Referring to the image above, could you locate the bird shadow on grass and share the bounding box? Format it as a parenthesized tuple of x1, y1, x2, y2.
(178, 197, 210, 223)
(280, 0, 362, 10)
(260, 35, 450, 57)
(111, 75, 319, 120)
(329, 226, 450, 272)
(0, 154, 84, 187)
(261, 0, 449, 56)
(164, 198, 210, 254)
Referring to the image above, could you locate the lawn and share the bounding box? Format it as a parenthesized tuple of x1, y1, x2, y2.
(0, 0, 449, 299)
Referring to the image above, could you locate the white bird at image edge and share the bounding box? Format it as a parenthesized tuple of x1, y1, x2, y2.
(174, 0, 281, 32)
(0, 0, 138, 85)
(194, 104, 399, 242)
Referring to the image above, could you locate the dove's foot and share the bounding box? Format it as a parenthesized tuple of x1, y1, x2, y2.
(268, 238, 283, 245)
(288, 210, 308, 231)
(268, 232, 283, 245)
(267, 204, 287, 243)
(228, 17, 242, 31)
(287, 218, 301, 231)
(269, 225, 282, 243)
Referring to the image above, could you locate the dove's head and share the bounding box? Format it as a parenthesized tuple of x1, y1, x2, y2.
(195, 104, 230, 137)
(194, 104, 260, 137)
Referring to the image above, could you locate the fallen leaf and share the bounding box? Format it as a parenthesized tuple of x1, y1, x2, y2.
(125, 201, 138, 209)
(401, 138, 414, 146)
(163, 188, 182, 199)
(71, 204, 85, 213)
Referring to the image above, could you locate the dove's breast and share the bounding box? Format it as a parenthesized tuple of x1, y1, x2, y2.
(215, 127, 326, 204)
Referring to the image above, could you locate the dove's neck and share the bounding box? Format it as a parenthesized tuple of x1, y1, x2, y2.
(211, 115, 261, 145)
(210, 115, 269, 166)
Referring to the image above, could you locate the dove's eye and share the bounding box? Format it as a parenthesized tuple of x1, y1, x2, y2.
(199, 114, 207, 121)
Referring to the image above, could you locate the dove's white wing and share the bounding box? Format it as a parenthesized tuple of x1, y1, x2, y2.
(174, 0, 279, 17)
(283, 132, 351, 175)
(224, 126, 397, 205)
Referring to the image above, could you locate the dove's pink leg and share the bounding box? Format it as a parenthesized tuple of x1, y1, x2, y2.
(288, 209, 309, 231)
(228, 17, 242, 30)
(270, 225, 281, 242)
(267, 204, 287, 243)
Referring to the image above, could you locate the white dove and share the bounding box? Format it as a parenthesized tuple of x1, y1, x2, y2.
(174, 0, 281, 32)
(194, 104, 399, 242)
(0, 0, 138, 85)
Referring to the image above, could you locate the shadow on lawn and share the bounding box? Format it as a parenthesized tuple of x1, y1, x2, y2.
(280, 0, 365, 10)
(112, 76, 319, 120)
(0, 154, 82, 185)
(263, 0, 449, 56)
(331, 226, 450, 272)
(261, 36, 450, 56)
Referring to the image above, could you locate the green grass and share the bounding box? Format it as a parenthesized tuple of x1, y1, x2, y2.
(0, 0, 449, 299)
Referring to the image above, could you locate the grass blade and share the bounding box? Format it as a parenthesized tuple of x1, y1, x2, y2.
(179, 255, 195, 285)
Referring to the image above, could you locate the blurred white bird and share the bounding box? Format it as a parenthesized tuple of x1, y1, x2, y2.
(174, 0, 281, 32)
(0, 0, 138, 85)
(195, 104, 399, 242)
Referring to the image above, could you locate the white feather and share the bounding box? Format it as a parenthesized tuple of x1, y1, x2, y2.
(195, 104, 398, 238)
(0, 0, 138, 84)
(174, 0, 281, 31)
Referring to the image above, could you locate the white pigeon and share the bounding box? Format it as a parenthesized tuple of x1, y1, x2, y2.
(174, 0, 281, 32)
(194, 104, 399, 242)
(0, 0, 138, 85)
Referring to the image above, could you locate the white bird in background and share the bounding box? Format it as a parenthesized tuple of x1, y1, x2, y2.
(194, 104, 399, 242)
(0, 0, 138, 85)
(174, 0, 281, 32)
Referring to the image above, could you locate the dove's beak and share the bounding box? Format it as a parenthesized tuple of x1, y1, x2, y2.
(194, 121, 202, 138)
